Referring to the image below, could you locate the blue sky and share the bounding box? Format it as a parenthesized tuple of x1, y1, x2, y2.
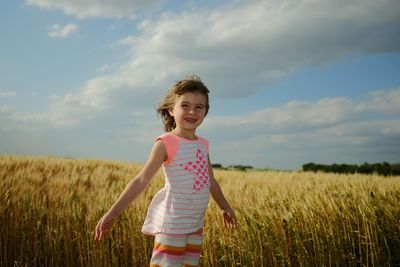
(1, 0, 400, 170)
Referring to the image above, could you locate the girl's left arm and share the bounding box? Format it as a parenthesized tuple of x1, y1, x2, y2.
(208, 155, 237, 229)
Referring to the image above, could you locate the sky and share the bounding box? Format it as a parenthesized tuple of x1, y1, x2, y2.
(1, 0, 400, 170)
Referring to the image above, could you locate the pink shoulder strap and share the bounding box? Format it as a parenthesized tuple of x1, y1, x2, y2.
(155, 133, 179, 165)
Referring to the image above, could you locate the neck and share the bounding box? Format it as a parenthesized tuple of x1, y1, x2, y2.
(171, 128, 197, 140)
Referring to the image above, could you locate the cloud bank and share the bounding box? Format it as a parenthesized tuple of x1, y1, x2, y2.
(38, 0, 400, 125)
(2, 87, 399, 169)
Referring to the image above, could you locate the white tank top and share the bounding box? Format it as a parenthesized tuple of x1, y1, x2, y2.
(142, 132, 210, 235)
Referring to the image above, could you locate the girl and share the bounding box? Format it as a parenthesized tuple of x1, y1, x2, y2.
(95, 75, 236, 266)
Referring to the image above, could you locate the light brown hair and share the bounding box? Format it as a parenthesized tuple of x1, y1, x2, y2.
(157, 75, 210, 132)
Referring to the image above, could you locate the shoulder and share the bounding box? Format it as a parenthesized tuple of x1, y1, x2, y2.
(153, 138, 166, 150)
(150, 138, 167, 159)
(154, 132, 179, 165)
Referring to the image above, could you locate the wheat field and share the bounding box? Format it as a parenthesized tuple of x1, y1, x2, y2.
(1, 155, 399, 266)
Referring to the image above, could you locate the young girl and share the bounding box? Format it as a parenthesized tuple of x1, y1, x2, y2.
(95, 75, 236, 266)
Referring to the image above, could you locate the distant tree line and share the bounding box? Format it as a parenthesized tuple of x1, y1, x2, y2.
(302, 162, 400, 176)
(212, 164, 253, 171)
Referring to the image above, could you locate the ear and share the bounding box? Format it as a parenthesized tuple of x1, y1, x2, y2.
(168, 108, 174, 117)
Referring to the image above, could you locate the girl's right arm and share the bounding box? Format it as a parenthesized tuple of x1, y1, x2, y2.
(94, 140, 166, 241)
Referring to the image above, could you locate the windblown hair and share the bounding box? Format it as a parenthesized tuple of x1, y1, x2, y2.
(157, 75, 210, 132)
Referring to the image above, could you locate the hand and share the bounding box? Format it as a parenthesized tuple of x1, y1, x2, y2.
(222, 208, 237, 229)
(94, 213, 116, 241)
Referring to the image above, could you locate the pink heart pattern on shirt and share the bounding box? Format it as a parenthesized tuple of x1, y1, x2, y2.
(180, 148, 209, 192)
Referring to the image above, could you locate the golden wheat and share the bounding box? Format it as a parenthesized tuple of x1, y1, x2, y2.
(1, 155, 399, 266)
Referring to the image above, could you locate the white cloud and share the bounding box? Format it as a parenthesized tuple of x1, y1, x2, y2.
(356, 88, 400, 114)
(25, 0, 164, 18)
(0, 92, 17, 97)
(0, 105, 48, 124)
(0, 105, 14, 114)
(96, 64, 119, 73)
(204, 96, 357, 137)
(48, 23, 78, 39)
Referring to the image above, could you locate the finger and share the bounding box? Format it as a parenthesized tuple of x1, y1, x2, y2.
(223, 217, 228, 228)
(95, 232, 99, 241)
(95, 223, 104, 241)
(98, 224, 109, 241)
(228, 219, 234, 229)
(231, 218, 237, 228)
(95, 228, 100, 241)
(224, 218, 232, 229)
(227, 216, 236, 229)
(95, 231, 100, 241)
(94, 228, 99, 241)
(95, 220, 103, 239)
(229, 213, 237, 225)
(230, 215, 236, 225)
(97, 228, 104, 241)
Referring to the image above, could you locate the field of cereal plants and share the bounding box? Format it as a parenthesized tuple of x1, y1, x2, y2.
(1, 154, 400, 266)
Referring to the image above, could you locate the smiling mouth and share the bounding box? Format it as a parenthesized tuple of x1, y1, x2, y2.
(185, 118, 197, 123)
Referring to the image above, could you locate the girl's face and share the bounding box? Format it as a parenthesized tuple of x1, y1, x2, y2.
(169, 92, 207, 132)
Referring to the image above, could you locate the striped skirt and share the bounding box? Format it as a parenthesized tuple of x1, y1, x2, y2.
(150, 229, 203, 267)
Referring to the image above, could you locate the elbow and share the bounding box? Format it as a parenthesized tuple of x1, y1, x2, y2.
(134, 174, 152, 189)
